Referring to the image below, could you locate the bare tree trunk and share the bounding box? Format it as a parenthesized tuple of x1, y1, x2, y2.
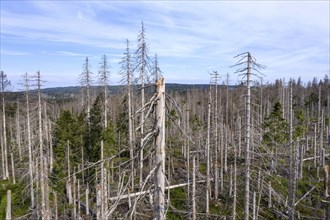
(232, 132, 237, 220)
(10, 153, 15, 184)
(73, 174, 77, 219)
(138, 23, 148, 189)
(86, 184, 89, 215)
(324, 165, 329, 198)
(125, 40, 134, 190)
(252, 191, 257, 220)
(244, 52, 252, 220)
(186, 109, 190, 205)
(6, 190, 11, 220)
(1, 74, 9, 180)
(238, 115, 242, 157)
(224, 125, 228, 173)
(100, 140, 107, 219)
(230, 164, 233, 196)
(24, 73, 35, 208)
(314, 123, 317, 168)
(220, 117, 224, 192)
(288, 80, 295, 220)
(321, 111, 324, 167)
(214, 73, 219, 200)
(268, 181, 272, 208)
(97, 183, 101, 220)
(16, 100, 22, 161)
(80, 57, 92, 164)
(299, 144, 303, 179)
(49, 119, 53, 173)
(153, 78, 166, 220)
(54, 192, 58, 220)
(1, 129, 5, 180)
(37, 71, 50, 220)
(77, 179, 80, 218)
(67, 141, 73, 204)
(192, 154, 196, 220)
(206, 85, 212, 217)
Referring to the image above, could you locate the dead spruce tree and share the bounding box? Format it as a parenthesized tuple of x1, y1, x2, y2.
(36, 71, 50, 220)
(119, 39, 135, 190)
(98, 54, 110, 129)
(211, 71, 220, 200)
(22, 72, 35, 208)
(80, 57, 93, 161)
(1, 71, 10, 180)
(206, 84, 212, 217)
(153, 78, 166, 220)
(134, 21, 152, 188)
(232, 52, 264, 220)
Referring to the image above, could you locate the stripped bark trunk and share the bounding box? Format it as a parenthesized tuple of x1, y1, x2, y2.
(253, 191, 257, 220)
(38, 71, 50, 220)
(232, 141, 237, 220)
(67, 141, 73, 204)
(288, 80, 295, 220)
(10, 153, 15, 184)
(1, 72, 9, 180)
(153, 78, 166, 220)
(24, 73, 34, 207)
(192, 154, 196, 220)
(6, 190, 11, 220)
(16, 100, 22, 161)
(243, 52, 252, 220)
(325, 165, 329, 198)
(86, 184, 89, 215)
(213, 73, 219, 200)
(206, 85, 212, 217)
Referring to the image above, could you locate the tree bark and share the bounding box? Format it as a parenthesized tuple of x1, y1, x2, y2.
(153, 78, 166, 220)
(288, 80, 295, 220)
(6, 190, 11, 220)
(206, 85, 212, 217)
(24, 73, 35, 208)
(244, 52, 252, 220)
(192, 154, 196, 220)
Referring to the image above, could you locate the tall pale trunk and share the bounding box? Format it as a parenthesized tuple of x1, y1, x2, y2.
(16, 100, 22, 161)
(243, 52, 252, 220)
(24, 73, 35, 207)
(37, 71, 50, 220)
(232, 135, 237, 220)
(213, 74, 219, 200)
(153, 78, 166, 220)
(206, 85, 212, 217)
(288, 80, 295, 220)
(6, 190, 11, 220)
(139, 32, 146, 189)
(2, 88, 9, 179)
(192, 154, 196, 220)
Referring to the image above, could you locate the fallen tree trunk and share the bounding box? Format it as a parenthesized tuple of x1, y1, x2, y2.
(109, 179, 211, 201)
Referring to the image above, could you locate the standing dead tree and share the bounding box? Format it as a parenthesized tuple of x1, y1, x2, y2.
(134, 21, 152, 188)
(36, 71, 50, 220)
(98, 54, 110, 129)
(231, 52, 265, 220)
(80, 57, 93, 161)
(210, 71, 220, 200)
(153, 78, 166, 220)
(22, 73, 35, 208)
(206, 84, 212, 217)
(119, 39, 135, 190)
(1, 71, 10, 180)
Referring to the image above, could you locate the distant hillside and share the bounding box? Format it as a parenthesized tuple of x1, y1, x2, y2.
(4, 83, 239, 102)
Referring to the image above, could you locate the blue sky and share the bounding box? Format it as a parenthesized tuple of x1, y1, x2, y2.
(0, 1, 329, 89)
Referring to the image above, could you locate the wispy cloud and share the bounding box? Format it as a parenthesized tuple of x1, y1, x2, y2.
(1, 49, 31, 56)
(0, 0, 329, 86)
